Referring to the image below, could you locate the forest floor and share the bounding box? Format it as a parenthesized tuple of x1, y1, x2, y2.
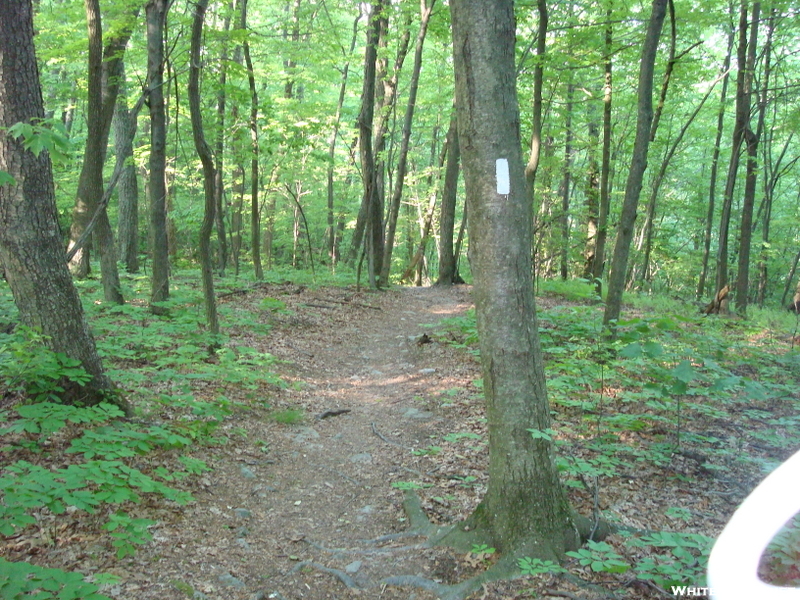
(125, 284, 498, 600)
(4, 282, 800, 599)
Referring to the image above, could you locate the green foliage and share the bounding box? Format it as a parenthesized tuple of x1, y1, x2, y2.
(0, 558, 111, 600)
(518, 557, 566, 576)
(6, 118, 74, 164)
(0, 327, 92, 403)
(566, 540, 630, 574)
(761, 514, 800, 586)
(390, 481, 430, 490)
(103, 511, 156, 559)
(626, 531, 712, 588)
(411, 445, 442, 456)
(269, 408, 304, 424)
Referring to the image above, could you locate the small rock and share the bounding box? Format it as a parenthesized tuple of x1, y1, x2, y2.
(344, 560, 362, 574)
(236, 538, 252, 551)
(418, 368, 436, 374)
(234, 508, 252, 519)
(240, 466, 257, 479)
(358, 505, 375, 514)
(218, 573, 246, 589)
(402, 407, 434, 420)
(350, 453, 372, 464)
(193, 592, 209, 600)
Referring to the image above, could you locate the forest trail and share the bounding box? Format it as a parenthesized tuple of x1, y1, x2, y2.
(133, 284, 486, 600)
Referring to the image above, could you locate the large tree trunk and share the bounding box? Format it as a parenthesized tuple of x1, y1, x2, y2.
(188, 0, 218, 335)
(146, 0, 170, 309)
(446, 0, 578, 558)
(603, 0, 668, 328)
(114, 66, 140, 274)
(0, 0, 125, 410)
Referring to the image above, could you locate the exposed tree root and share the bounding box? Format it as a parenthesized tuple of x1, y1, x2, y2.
(289, 560, 361, 590)
(294, 490, 625, 600)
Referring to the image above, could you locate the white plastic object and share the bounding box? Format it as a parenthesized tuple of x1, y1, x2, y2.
(707, 448, 800, 598)
(495, 158, 510, 195)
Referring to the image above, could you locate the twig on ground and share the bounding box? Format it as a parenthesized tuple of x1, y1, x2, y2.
(371, 422, 412, 449)
(316, 409, 351, 420)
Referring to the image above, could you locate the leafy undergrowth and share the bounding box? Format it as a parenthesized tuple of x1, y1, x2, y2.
(0, 269, 291, 599)
(1, 273, 799, 599)
(427, 280, 800, 596)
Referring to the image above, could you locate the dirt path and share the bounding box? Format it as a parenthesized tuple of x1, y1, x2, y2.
(131, 285, 483, 600)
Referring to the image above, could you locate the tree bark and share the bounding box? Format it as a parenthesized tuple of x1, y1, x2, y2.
(446, 0, 578, 558)
(715, 1, 753, 302)
(437, 114, 460, 286)
(603, 0, 667, 328)
(114, 66, 140, 274)
(558, 81, 574, 281)
(0, 0, 125, 410)
(356, 0, 386, 288)
(582, 102, 600, 280)
(591, 5, 613, 294)
(735, 1, 764, 315)
(146, 0, 170, 309)
(188, 0, 218, 335)
(67, 0, 130, 304)
(240, 0, 262, 280)
(524, 0, 547, 197)
(213, 0, 234, 276)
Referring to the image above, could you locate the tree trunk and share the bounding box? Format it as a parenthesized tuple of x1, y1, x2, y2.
(67, 0, 129, 304)
(524, 0, 547, 198)
(735, 1, 765, 315)
(446, 0, 578, 558)
(114, 66, 140, 274)
(356, 0, 386, 287)
(240, 0, 262, 280)
(715, 1, 752, 302)
(213, 0, 233, 276)
(380, 0, 436, 285)
(437, 114, 460, 286)
(592, 6, 613, 294)
(696, 22, 734, 300)
(146, 0, 170, 309)
(0, 0, 125, 410)
(188, 0, 219, 335)
(582, 102, 600, 280)
(603, 0, 667, 328)
(784, 251, 800, 310)
(558, 81, 575, 281)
